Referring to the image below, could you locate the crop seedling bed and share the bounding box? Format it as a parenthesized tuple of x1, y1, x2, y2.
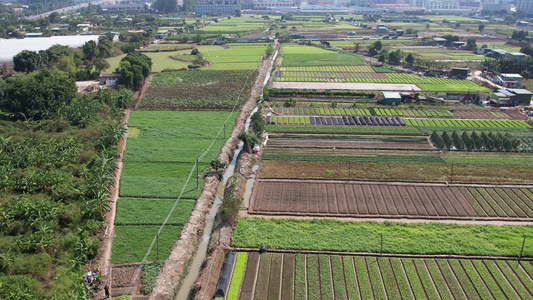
(249, 180, 533, 220)
(232, 218, 533, 256)
(227, 252, 247, 300)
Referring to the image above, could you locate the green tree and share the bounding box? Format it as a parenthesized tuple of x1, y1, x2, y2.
(13, 50, 43, 73)
(238, 132, 259, 154)
(82, 40, 99, 61)
(0, 70, 76, 119)
(466, 38, 477, 50)
(117, 52, 152, 89)
(388, 49, 403, 64)
(478, 24, 485, 32)
(405, 53, 414, 65)
(265, 44, 274, 57)
(373, 40, 382, 51)
(354, 43, 361, 53)
(93, 57, 110, 74)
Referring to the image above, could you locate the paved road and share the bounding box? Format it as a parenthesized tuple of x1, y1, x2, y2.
(24, 1, 106, 20)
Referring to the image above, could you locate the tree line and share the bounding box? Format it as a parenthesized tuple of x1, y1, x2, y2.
(430, 130, 522, 151)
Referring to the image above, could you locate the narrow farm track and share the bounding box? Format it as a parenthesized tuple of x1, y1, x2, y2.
(248, 179, 533, 222)
(94, 75, 153, 300)
(233, 252, 533, 300)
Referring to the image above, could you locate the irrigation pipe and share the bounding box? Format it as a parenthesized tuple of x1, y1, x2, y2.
(120, 67, 258, 297)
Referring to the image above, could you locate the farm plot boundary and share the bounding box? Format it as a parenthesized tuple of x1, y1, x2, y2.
(249, 180, 533, 220)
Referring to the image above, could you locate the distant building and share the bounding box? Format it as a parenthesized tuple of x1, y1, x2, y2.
(517, 0, 533, 15)
(496, 74, 523, 88)
(451, 68, 469, 79)
(381, 92, 402, 105)
(376, 24, 389, 33)
(100, 2, 146, 11)
(194, 1, 241, 14)
(253, 0, 296, 9)
(492, 89, 533, 106)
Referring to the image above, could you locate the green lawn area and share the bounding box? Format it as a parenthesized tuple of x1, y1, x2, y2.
(281, 44, 365, 66)
(115, 198, 195, 225)
(232, 218, 533, 257)
(105, 51, 190, 72)
(106, 44, 266, 72)
(111, 225, 181, 263)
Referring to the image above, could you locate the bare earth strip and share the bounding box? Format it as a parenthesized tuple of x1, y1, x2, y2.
(249, 180, 533, 221)
(271, 82, 422, 91)
(267, 140, 435, 150)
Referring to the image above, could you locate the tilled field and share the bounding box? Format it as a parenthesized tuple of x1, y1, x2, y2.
(234, 252, 533, 300)
(267, 139, 435, 150)
(250, 180, 533, 219)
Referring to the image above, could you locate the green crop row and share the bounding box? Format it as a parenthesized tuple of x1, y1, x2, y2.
(266, 125, 423, 135)
(405, 118, 532, 129)
(227, 252, 247, 300)
(272, 107, 452, 118)
(232, 218, 533, 256)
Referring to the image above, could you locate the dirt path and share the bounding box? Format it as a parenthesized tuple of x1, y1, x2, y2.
(148, 43, 278, 300)
(93, 75, 152, 300)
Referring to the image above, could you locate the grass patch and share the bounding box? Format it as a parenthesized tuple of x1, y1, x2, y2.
(232, 218, 533, 257)
(115, 198, 195, 225)
(111, 225, 182, 263)
(119, 162, 202, 199)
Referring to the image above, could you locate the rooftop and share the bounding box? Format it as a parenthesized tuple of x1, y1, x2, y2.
(382, 91, 402, 99)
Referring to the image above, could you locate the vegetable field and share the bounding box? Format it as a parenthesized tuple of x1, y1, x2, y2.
(250, 180, 533, 219)
(280, 44, 365, 66)
(230, 252, 533, 300)
(271, 106, 454, 118)
(113, 111, 235, 264)
(406, 118, 532, 129)
(269, 115, 406, 126)
(273, 65, 489, 91)
(232, 218, 533, 256)
(140, 70, 256, 110)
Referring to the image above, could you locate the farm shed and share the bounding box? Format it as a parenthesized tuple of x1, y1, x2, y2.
(451, 41, 465, 48)
(508, 52, 527, 59)
(491, 92, 514, 107)
(381, 92, 402, 105)
(489, 49, 508, 59)
(505, 89, 533, 105)
(497, 73, 523, 88)
(376, 25, 389, 33)
(432, 37, 447, 45)
(98, 73, 120, 86)
(451, 68, 469, 79)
